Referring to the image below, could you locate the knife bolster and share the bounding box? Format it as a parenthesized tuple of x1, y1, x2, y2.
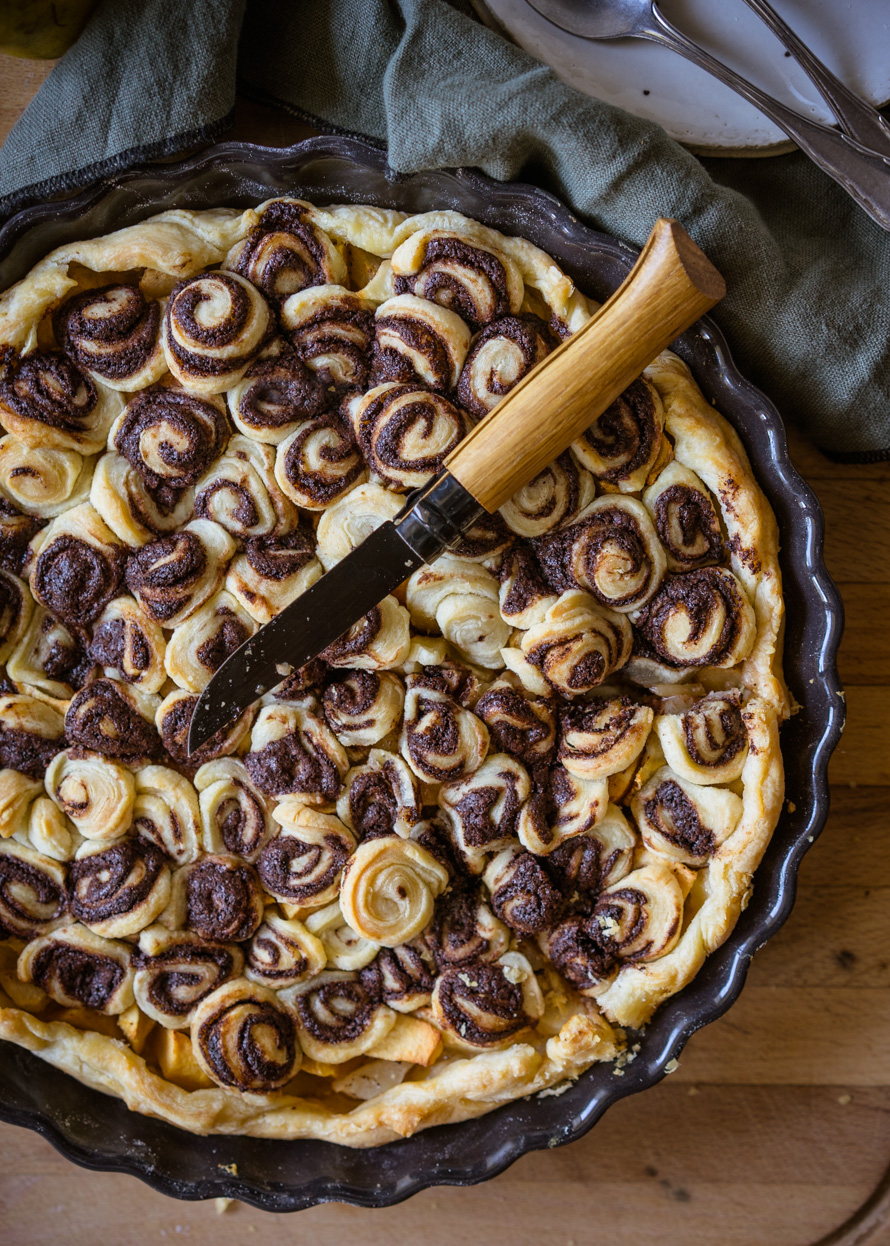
(394, 471, 485, 564)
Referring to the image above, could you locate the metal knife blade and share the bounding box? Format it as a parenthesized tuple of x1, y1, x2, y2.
(186, 520, 426, 753)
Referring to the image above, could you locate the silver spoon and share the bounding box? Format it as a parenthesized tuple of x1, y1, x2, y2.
(524, 0, 890, 231)
(741, 0, 890, 161)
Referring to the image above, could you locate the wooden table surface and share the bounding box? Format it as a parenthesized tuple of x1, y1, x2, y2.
(1, 51, 889, 1246)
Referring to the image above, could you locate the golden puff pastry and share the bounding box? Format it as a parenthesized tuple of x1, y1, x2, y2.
(45, 749, 136, 842)
(162, 271, 272, 395)
(28, 501, 126, 629)
(125, 517, 236, 627)
(0, 435, 93, 518)
(0, 198, 787, 1149)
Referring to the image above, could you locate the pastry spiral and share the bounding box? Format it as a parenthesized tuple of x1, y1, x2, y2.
(320, 595, 411, 672)
(517, 764, 608, 856)
(90, 451, 196, 549)
(322, 670, 405, 747)
(245, 702, 348, 802)
(28, 502, 126, 628)
(542, 914, 613, 992)
(438, 753, 529, 874)
(155, 688, 253, 769)
(54, 283, 166, 390)
(558, 697, 654, 781)
(256, 801, 355, 910)
(191, 977, 300, 1091)
(175, 854, 265, 943)
(195, 758, 273, 862)
(519, 591, 633, 695)
(545, 803, 636, 897)
(340, 836, 449, 947)
(164, 590, 256, 693)
(226, 199, 346, 301)
(134, 924, 243, 1028)
(65, 678, 160, 761)
(400, 680, 489, 784)
(111, 387, 230, 489)
(0, 499, 42, 576)
(348, 383, 471, 492)
(0, 567, 31, 665)
(162, 271, 271, 396)
(194, 436, 295, 541)
(336, 749, 422, 840)
(227, 343, 328, 444)
(0, 693, 67, 779)
(281, 285, 375, 390)
(227, 522, 322, 641)
(0, 435, 92, 518)
(451, 510, 512, 563)
(632, 567, 757, 669)
(0, 350, 123, 454)
(497, 544, 558, 630)
(314, 481, 402, 570)
(655, 690, 749, 785)
(7, 605, 93, 699)
(456, 313, 555, 417)
(274, 412, 367, 511)
(391, 229, 524, 329)
(571, 376, 665, 492)
(69, 836, 171, 938)
(89, 595, 167, 693)
(132, 765, 202, 865)
(500, 453, 593, 540)
(476, 676, 557, 766)
(631, 765, 743, 866)
(45, 749, 136, 842)
(0, 841, 68, 937)
(406, 555, 511, 670)
(361, 940, 436, 1012)
(535, 495, 666, 612)
(245, 911, 326, 988)
(588, 863, 685, 963)
(304, 899, 380, 972)
(280, 969, 395, 1064)
(18, 923, 134, 1013)
(424, 883, 510, 970)
(431, 953, 543, 1051)
(484, 845, 563, 935)
(125, 518, 236, 627)
(370, 293, 470, 392)
(643, 461, 724, 571)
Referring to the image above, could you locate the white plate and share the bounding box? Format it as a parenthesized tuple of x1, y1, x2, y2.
(474, 0, 890, 154)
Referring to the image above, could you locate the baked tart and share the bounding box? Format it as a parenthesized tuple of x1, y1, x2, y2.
(0, 198, 786, 1146)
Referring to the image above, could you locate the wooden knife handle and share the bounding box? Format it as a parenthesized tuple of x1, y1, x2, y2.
(444, 218, 725, 513)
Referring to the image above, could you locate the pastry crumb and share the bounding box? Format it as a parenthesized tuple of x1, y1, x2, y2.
(215, 1198, 233, 1214)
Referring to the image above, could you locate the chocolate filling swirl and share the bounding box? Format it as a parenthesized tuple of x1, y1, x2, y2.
(32, 534, 125, 628)
(30, 940, 128, 1010)
(234, 347, 328, 430)
(184, 857, 264, 942)
(65, 679, 159, 760)
(136, 940, 239, 1020)
(125, 530, 209, 624)
(433, 962, 529, 1047)
(352, 385, 468, 492)
(394, 236, 512, 329)
(457, 313, 555, 416)
(0, 846, 68, 937)
(277, 413, 365, 508)
(70, 839, 168, 928)
(114, 388, 229, 487)
(54, 284, 161, 383)
(0, 350, 98, 435)
(255, 829, 350, 904)
(195, 985, 298, 1090)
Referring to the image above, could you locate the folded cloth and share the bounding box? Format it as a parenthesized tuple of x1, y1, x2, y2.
(1, 0, 888, 460)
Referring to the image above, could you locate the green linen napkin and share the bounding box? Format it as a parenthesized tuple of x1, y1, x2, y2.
(1, 0, 888, 460)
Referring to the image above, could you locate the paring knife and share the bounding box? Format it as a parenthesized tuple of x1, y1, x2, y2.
(187, 217, 726, 755)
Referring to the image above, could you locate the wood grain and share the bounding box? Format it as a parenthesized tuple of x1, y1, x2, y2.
(2, 54, 890, 1246)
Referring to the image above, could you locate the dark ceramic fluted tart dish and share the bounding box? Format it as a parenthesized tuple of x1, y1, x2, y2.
(0, 136, 843, 1210)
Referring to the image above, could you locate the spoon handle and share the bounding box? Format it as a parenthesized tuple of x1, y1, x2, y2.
(647, 2, 890, 232)
(740, 0, 890, 161)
